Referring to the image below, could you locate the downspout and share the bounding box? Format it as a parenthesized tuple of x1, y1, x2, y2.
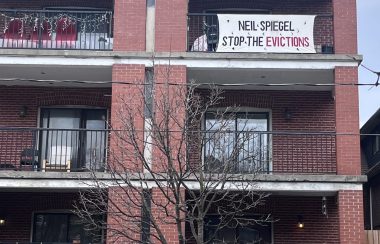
(370, 185, 373, 230)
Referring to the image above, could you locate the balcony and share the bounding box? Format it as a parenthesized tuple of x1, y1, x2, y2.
(187, 13, 334, 54)
(0, 9, 113, 50)
(0, 128, 336, 175)
(0, 128, 108, 172)
(198, 131, 337, 174)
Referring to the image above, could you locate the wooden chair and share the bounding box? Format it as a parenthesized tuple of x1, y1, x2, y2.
(42, 159, 71, 172)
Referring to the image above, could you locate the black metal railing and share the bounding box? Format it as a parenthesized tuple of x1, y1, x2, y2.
(0, 128, 337, 174)
(201, 131, 337, 174)
(187, 13, 334, 53)
(0, 9, 113, 50)
(0, 128, 108, 172)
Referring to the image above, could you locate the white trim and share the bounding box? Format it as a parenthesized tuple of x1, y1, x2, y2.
(0, 178, 363, 192)
(0, 56, 359, 69)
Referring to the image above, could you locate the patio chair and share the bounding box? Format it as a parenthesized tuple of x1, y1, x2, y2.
(20, 148, 39, 164)
(20, 148, 39, 171)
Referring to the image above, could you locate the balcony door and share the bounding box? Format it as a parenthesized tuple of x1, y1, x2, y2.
(40, 108, 107, 171)
(204, 112, 270, 173)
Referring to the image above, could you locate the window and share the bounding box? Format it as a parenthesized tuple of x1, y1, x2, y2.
(204, 215, 272, 244)
(32, 213, 102, 243)
(40, 108, 107, 171)
(204, 112, 270, 173)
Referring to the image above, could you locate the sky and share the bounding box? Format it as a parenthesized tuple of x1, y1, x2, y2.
(358, 0, 380, 126)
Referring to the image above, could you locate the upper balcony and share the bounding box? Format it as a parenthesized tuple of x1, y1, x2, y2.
(0, 8, 113, 51)
(187, 0, 334, 54)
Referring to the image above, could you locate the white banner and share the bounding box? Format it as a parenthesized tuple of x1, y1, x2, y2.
(216, 14, 316, 53)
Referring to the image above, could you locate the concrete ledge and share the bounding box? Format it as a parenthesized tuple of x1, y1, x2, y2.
(0, 49, 362, 63)
(0, 171, 367, 183)
(0, 171, 365, 194)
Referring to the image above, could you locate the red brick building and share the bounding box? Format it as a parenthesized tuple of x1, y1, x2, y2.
(0, 0, 365, 243)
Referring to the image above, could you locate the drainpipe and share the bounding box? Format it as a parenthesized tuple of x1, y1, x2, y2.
(370, 185, 374, 230)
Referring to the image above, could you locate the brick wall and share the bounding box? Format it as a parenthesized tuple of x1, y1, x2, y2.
(152, 65, 187, 172)
(215, 90, 335, 131)
(0, 192, 79, 242)
(0, 86, 111, 128)
(334, 67, 360, 175)
(151, 187, 185, 244)
(273, 196, 339, 243)
(110, 64, 145, 172)
(113, 0, 147, 51)
(333, 0, 358, 54)
(338, 190, 364, 244)
(107, 187, 142, 243)
(155, 0, 188, 52)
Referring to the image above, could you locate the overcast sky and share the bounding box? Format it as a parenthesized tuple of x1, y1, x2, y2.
(358, 0, 380, 126)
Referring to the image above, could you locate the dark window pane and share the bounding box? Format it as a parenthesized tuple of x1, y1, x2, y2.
(33, 214, 68, 242)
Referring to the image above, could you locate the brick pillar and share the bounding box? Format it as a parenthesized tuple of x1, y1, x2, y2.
(155, 0, 188, 52)
(107, 64, 146, 242)
(111, 64, 145, 169)
(338, 190, 364, 244)
(333, 0, 358, 54)
(113, 0, 147, 51)
(334, 67, 360, 175)
(107, 187, 142, 243)
(150, 65, 187, 243)
(152, 65, 187, 172)
(151, 187, 185, 244)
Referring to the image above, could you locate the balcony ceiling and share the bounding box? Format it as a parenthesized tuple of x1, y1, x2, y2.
(188, 68, 334, 91)
(0, 65, 112, 87)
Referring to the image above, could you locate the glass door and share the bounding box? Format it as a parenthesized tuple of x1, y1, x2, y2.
(40, 109, 81, 171)
(40, 108, 107, 171)
(204, 112, 269, 173)
(83, 110, 107, 171)
(237, 113, 269, 173)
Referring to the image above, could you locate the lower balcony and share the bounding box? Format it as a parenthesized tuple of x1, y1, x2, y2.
(0, 128, 336, 175)
(0, 128, 108, 172)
